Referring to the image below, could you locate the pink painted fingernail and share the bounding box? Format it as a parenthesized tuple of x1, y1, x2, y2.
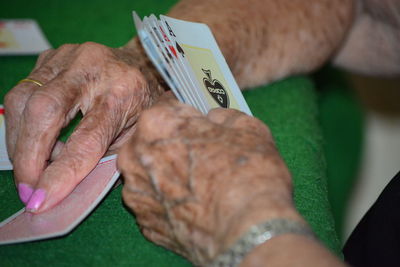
(18, 183, 34, 204)
(26, 189, 46, 212)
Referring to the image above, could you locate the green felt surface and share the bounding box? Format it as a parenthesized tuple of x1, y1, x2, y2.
(316, 68, 364, 240)
(0, 0, 347, 265)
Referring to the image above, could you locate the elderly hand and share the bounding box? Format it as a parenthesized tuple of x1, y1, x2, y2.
(5, 40, 165, 212)
(118, 93, 303, 265)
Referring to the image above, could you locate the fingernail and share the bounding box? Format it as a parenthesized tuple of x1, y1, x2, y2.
(26, 189, 46, 212)
(18, 183, 34, 204)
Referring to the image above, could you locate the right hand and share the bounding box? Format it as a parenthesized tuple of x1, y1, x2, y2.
(5, 40, 165, 212)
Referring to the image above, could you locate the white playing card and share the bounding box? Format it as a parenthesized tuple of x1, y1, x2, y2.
(142, 15, 192, 106)
(147, 15, 203, 112)
(0, 105, 13, 170)
(0, 19, 51, 55)
(132, 12, 184, 102)
(0, 155, 119, 245)
(157, 17, 209, 114)
(160, 15, 252, 115)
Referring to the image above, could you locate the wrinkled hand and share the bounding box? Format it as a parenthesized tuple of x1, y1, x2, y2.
(118, 93, 303, 265)
(5, 40, 165, 212)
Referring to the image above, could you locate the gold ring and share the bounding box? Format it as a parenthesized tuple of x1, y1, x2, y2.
(17, 78, 44, 87)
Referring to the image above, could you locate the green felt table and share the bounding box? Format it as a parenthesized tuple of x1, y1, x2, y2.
(0, 0, 364, 265)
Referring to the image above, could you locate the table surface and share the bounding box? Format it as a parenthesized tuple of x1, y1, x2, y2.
(0, 0, 345, 265)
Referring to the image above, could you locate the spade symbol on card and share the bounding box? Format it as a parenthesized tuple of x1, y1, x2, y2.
(175, 42, 184, 58)
(202, 69, 229, 108)
(165, 21, 176, 37)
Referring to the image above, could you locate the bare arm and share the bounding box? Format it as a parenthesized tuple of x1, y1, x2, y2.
(334, 0, 400, 76)
(240, 235, 346, 267)
(167, 0, 354, 88)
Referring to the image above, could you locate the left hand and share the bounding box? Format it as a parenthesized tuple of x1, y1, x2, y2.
(118, 92, 303, 265)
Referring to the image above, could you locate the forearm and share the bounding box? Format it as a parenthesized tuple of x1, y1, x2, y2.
(333, 0, 400, 76)
(217, 199, 346, 267)
(240, 234, 347, 267)
(168, 0, 354, 88)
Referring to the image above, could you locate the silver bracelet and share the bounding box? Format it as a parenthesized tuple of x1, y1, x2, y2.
(208, 218, 315, 267)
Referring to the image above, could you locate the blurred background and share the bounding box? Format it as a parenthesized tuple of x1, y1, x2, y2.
(343, 75, 400, 241)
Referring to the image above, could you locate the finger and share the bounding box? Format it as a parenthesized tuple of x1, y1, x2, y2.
(136, 98, 202, 143)
(123, 183, 164, 216)
(142, 227, 192, 262)
(119, 137, 164, 215)
(208, 108, 271, 138)
(12, 77, 80, 196)
(226, 115, 272, 138)
(25, 103, 119, 213)
(106, 123, 137, 155)
(152, 90, 204, 117)
(119, 141, 159, 202)
(138, 142, 196, 201)
(5, 82, 38, 159)
(5, 69, 55, 159)
(141, 227, 181, 254)
(153, 90, 177, 105)
(50, 141, 65, 161)
(207, 107, 243, 125)
(33, 49, 55, 70)
(5, 46, 74, 159)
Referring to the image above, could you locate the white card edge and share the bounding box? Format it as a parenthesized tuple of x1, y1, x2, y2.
(0, 208, 25, 228)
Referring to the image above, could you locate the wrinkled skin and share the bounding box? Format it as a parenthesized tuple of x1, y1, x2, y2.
(4, 40, 165, 212)
(7, 0, 399, 214)
(118, 93, 303, 266)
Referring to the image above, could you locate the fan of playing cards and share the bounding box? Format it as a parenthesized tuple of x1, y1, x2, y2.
(0, 12, 251, 245)
(133, 12, 252, 115)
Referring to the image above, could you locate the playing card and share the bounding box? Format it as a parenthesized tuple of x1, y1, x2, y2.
(146, 15, 203, 112)
(0, 155, 119, 245)
(132, 12, 184, 102)
(157, 18, 209, 114)
(160, 15, 252, 115)
(0, 105, 12, 170)
(133, 12, 251, 115)
(0, 19, 51, 55)
(142, 15, 191, 105)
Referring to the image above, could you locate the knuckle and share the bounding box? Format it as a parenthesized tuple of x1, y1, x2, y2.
(137, 107, 159, 127)
(123, 68, 147, 87)
(108, 68, 148, 100)
(58, 43, 77, 50)
(81, 41, 103, 49)
(4, 90, 22, 111)
(69, 42, 111, 71)
(35, 49, 53, 68)
(37, 48, 53, 61)
(31, 64, 57, 82)
(78, 42, 109, 56)
(24, 93, 62, 119)
(101, 93, 125, 111)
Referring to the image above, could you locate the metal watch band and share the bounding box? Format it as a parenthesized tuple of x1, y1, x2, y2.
(208, 218, 315, 267)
